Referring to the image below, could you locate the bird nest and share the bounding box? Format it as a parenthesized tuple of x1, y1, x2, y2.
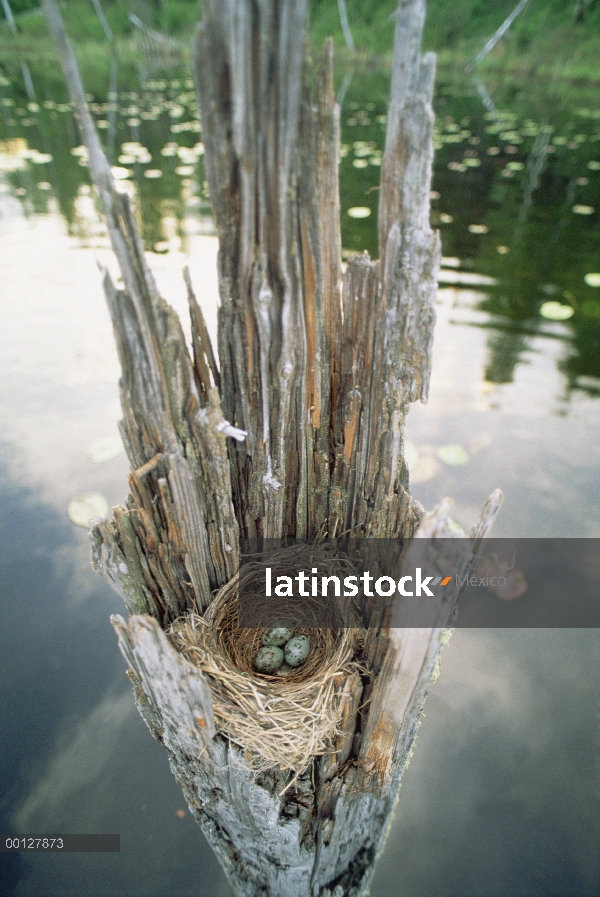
(168, 546, 363, 776)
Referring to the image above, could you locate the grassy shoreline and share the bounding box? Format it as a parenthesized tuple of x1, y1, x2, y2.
(1, 0, 600, 88)
(3, 37, 600, 89)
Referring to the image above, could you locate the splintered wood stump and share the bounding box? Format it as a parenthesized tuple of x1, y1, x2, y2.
(43, 0, 502, 893)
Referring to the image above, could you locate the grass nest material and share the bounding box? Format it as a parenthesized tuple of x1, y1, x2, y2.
(168, 545, 364, 775)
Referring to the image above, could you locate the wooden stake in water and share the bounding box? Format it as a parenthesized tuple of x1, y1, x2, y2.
(43, 0, 502, 892)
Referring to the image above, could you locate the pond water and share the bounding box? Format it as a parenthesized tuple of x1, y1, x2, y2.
(0, 52, 599, 897)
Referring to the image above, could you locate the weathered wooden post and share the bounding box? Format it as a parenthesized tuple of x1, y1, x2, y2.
(44, 0, 501, 893)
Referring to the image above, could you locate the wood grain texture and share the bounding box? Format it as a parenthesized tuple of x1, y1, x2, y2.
(109, 496, 501, 897)
(44, 0, 239, 619)
(43, 0, 503, 893)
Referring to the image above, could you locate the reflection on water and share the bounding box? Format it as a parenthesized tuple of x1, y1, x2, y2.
(337, 73, 600, 397)
(0, 463, 233, 897)
(0, 51, 599, 897)
(0, 62, 213, 251)
(372, 628, 600, 897)
(1, 60, 599, 399)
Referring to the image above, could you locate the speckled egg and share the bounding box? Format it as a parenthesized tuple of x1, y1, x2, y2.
(274, 662, 295, 678)
(284, 635, 310, 668)
(254, 645, 284, 673)
(261, 622, 295, 647)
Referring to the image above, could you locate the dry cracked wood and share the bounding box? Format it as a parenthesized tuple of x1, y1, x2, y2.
(45, 0, 239, 620)
(43, 0, 502, 893)
(194, 0, 439, 543)
(110, 491, 502, 897)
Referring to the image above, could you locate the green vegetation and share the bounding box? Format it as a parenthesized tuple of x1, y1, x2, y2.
(1, 1, 600, 82)
(1, 2, 598, 395)
(310, 0, 600, 82)
(0, 1, 199, 58)
(1, 0, 200, 38)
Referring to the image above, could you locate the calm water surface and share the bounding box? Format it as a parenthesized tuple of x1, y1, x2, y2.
(0, 54, 599, 896)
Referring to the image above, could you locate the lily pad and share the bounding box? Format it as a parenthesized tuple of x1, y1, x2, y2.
(111, 166, 132, 180)
(347, 207, 371, 218)
(575, 375, 600, 390)
(540, 283, 560, 295)
(410, 454, 441, 484)
(86, 434, 124, 464)
(436, 444, 470, 466)
(404, 441, 419, 470)
(29, 152, 53, 164)
(67, 492, 109, 528)
(540, 301, 574, 320)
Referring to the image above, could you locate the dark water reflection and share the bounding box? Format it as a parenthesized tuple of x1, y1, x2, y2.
(0, 51, 599, 897)
(338, 69, 600, 398)
(2, 57, 600, 397)
(1, 464, 597, 895)
(1, 58, 600, 393)
(0, 452, 231, 896)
